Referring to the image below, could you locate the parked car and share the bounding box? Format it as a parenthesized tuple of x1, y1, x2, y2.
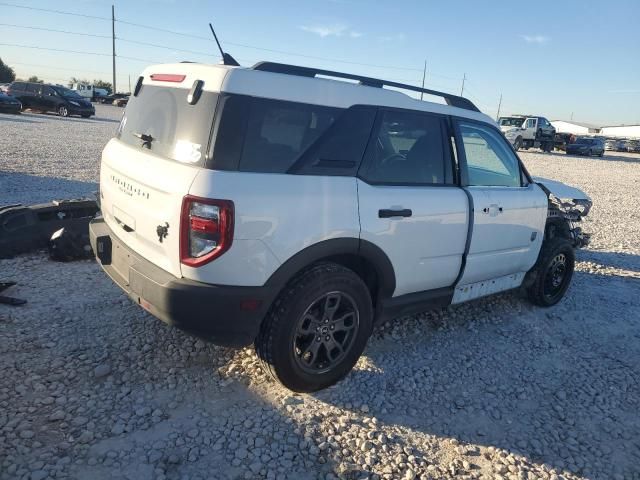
(566, 137, 605, 157)
(97, 93, 129, 105)
(554, 132, 575, 151)
(113, 96, 129, 107)
(625, 139, 640, 153)
(7, 82, 95, 118)
(89, 61, 592, 392)
(0, 91, 22, 114)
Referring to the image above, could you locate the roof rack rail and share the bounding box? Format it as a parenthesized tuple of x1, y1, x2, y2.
(252, 62, 480, 112)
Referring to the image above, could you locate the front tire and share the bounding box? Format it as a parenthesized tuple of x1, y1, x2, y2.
(527, 238, 575, 307)
(58, 106, 69, 117)
(255, 263, 373, 392)
(514, 137, 523, 151)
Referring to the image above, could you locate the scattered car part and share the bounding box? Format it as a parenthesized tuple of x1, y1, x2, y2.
(48, 227, 94, 262)
(0, 199, 99, 259)
(0, 281, 27, 306)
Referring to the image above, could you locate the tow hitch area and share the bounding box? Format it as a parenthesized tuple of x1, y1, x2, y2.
(0, 282, 27, 306)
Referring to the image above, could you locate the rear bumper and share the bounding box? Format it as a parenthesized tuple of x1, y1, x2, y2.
(89, 217, 275, 347)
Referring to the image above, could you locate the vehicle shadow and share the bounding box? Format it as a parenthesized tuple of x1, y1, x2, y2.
(577, 249, 640, 273)
(0, 172, 97, 206)
(301, 267, 640, 480)
(0, 114, 42, 124)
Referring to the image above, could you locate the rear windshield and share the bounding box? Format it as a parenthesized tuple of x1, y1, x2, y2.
(117, 85, 218, 165)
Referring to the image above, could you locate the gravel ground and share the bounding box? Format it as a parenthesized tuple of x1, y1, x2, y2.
(1, 106, 640, 480)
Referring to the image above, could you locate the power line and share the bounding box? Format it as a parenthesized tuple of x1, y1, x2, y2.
(0, 43, 111, 57)
(0, 2, 110, 21)
(0, 43, 156, 64)
(6, 61, 129, 77)
(0, 23, 111, 39)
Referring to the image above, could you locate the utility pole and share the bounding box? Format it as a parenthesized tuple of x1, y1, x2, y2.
(571, 112, 574, 121)
(420, 60, 427, 101)
(128, 75, 131, 94)
(111, 5, 116, 94)
(496, 93, 503, 121)
(460, 73, 466, 96)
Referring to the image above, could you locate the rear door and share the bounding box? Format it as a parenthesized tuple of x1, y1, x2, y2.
(357, 109, 469, 296)
(100, 71, 224, 277)
(454, 120, 548, 285)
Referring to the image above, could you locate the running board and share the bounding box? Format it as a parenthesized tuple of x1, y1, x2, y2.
(452, 272, 525, 304)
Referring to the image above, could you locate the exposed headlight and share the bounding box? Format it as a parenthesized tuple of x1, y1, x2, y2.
(69, 101, 81, 106)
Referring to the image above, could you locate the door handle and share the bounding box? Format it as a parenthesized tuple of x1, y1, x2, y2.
(378, 208, 412, 218)
(482, 204, 503, 216)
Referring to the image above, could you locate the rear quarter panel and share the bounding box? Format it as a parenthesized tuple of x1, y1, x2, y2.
(185, 171, 360, 286)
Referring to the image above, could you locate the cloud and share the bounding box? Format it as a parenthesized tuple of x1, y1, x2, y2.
(378, 33, 406, 42)
(299, 24, 363, 38)
(520, 35, 550, 45)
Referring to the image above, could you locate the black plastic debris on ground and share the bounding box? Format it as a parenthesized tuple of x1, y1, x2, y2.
(48, 227, 94, 262)
(0, 199, 99, 259)
(0, 282, 26, 306)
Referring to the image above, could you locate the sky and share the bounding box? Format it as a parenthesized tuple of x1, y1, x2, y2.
(1, 0, 639, 126)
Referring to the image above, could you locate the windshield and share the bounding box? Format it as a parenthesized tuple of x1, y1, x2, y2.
(499, 117, 524, 127)
(52, 86, 83, 99)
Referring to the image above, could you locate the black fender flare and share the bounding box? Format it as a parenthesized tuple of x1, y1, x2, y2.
(263, 238, 396, 300)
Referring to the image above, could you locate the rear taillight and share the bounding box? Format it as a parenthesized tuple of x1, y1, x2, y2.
(180, 196, 234, 267)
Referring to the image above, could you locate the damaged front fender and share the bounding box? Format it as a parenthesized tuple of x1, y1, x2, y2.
(533, 176, 592, 248)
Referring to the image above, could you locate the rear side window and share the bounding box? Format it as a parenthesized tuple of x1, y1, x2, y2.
(360, 110, 449, 185)
(117, 85, 218, 165)
(25, 84, 39, 93)
(11, 82, 25, 91)
(238, 98, 341, 173)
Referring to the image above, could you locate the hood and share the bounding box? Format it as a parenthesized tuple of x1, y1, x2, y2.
(500, 125, 522, 133)
(532, 176, 591, 202)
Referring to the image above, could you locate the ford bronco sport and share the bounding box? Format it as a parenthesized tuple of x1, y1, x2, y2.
(90, 62, 591, 392)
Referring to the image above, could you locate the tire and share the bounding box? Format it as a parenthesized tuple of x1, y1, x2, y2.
(255, 262, 373, 392)
(514, 137, 523, 151)
(527, 237, 575, 307)
(58, 106, 69, 117)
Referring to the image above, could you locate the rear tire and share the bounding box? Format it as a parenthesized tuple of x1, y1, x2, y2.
(527, 237, 575, 307)
(58, 106, 69, 117)
(255, 263, 373, 392)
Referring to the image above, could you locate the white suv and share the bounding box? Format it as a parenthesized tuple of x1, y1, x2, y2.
(90, 61, 591, 392)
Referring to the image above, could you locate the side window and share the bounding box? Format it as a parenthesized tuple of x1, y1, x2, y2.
(290, 105, 376, 176)
(41, 86, 53, 96)
(458, 121, 522, 187)
(25, 84, 38, 93)
(361, 110, 448, 184)
(526, 118, 536, 129)
(238, 98, 341, 173)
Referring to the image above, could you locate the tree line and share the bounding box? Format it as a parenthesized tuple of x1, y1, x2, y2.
(0, 58, 113, 94)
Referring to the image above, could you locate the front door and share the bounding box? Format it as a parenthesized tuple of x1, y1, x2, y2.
(357, 109, 469, 297)
(454, 120, 548, 286)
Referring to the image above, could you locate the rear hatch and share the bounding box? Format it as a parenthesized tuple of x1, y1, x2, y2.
(99, 64, 227, 277)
